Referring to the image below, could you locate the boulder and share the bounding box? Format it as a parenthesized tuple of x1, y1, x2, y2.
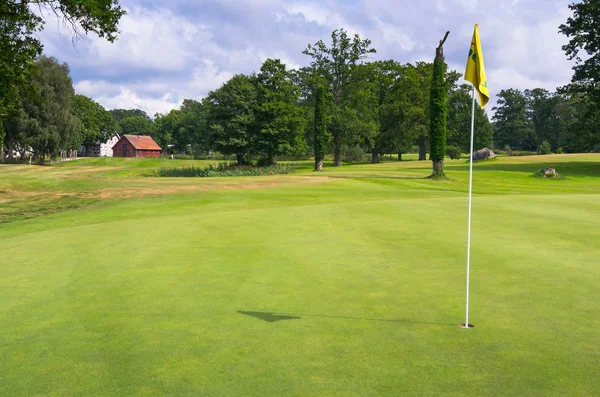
(540, 168, 559, 178)
(472, 148, 496, 160)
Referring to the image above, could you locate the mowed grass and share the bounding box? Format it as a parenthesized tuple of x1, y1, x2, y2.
(1, 154, 599, 396)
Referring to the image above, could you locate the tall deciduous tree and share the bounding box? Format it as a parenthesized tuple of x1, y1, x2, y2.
(119, 116, 153, 135)
(429, 32, 449, 176)
(180, 98, 211, 157)
(253, 59, 307, 165)
(73, 94, 119, 154)
(303, 29, 377, 166)
(9, 56, 82, 164)
(208, 74, 257, 165)
(447, 84, 493, 152)
(313, 86, 328, 171)
(492, 89, 536, 151)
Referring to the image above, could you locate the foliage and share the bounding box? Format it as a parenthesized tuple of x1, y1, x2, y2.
(445, 146, 461, 159)
(180, 99, 211, 158)
(119, 116, 153, 136)
(559, 0, 600, 107)
(0, 0, 124, 117)
(110, 108, 150, 121)
(447, 84, 493, 152)
(538, 140, 552, 155)
(73, 94, 119, 149)
(342, 145, 367, 163)
(303, 28, 377, 166)
(492, 89, 536, 151)
(4, 56, 81, 164)
(156, 162, 296, 177)
(0, 1, 42, 117)
(429, 39, 448, 176)
(253, 59, 307, 165)
(207, 74, 257, 165)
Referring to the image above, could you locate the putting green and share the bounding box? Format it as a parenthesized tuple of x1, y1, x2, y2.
(1, 155, 599, 396)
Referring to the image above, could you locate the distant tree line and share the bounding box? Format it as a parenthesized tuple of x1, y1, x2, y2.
(2, 0, 599, 164)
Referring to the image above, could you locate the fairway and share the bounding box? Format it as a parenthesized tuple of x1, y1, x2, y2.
(1, 155, 600, 396)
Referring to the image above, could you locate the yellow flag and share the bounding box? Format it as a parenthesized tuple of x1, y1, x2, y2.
(464, 24, 489, 109)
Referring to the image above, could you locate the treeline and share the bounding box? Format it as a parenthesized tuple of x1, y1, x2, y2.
(143, 29, 494, 166)
(3, 27, 599, 165)
(493, 88, 600, 154)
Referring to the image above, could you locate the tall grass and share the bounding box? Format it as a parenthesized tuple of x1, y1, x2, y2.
(156, 162, 296, 177)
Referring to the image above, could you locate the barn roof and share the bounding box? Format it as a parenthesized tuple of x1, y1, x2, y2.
(121, 135, 162, 151)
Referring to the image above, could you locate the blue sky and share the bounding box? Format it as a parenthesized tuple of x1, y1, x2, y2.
(40, 0, 575, 116)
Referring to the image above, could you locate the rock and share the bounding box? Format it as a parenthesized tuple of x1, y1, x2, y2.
(540, 168, 559, 178)
(472, 148, 496, 160)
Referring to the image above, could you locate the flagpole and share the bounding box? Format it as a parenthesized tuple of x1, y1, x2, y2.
(462, 85, 476, 329)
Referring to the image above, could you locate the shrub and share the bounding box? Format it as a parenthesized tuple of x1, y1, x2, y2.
(510, 150, 537, 157)
(445, 146, 461, 160)
(156, 162, 296, 177)
(504, 145, 513, 156)
(592, 144, 600, 153)
(557, 147, 564, 154)
(538, 140, 552, 155)
(342, 145, 367, 163)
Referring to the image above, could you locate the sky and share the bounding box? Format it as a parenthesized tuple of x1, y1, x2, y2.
(39, 0, 576, 117)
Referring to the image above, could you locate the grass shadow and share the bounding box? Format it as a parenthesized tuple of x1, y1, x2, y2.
(238, 311, 454, 326)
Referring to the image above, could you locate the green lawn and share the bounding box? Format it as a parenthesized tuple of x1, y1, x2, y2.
(1, 154, 599, 396)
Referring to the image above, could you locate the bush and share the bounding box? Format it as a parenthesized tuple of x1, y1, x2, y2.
(156, 162, 296, 177)
(343, 145, 367, 163)
(504, 145, 513, 156)
(538, 140, 552, 155)
(557, 147, 564, 154)
(510, 150, 537, 157)
(592, 144, 600, 153)
(445, 146, 461, 160)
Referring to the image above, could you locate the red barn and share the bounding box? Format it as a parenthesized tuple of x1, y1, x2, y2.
(112, 135, 162, 158)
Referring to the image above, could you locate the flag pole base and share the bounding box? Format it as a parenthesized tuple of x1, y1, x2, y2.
(459, 323, 475, 329)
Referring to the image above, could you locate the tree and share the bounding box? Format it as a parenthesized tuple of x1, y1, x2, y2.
(429, 32, 450, 176)
(562, 94, 600, 153)
(303, 29, 377, 166)
(313, 86, 328, 171)
(119, 116, 153, 135)
(492, 89, 535, 150)
(73, 94, 119, 154)
(180, 99, 211, 157)
(559, 0, 600, 107)
(447, 84, 493, 153)
(110, 108, 150, 122)
(0, 0, 124, 118)
(207, 74, 257, 165)
(7, 56, 82, 164)
(253, 59, 307, 165)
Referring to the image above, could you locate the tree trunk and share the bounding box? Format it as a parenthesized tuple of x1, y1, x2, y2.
(432, 160, 444, 177)
(398, 153, 402, 161)
(333, 133, 342, 166)
(314, 159, 323, 171)
(39, 154, 45, 165)
(371, 152, 379, 163)
(419, 139, 427, 161)
(236, 153, 244, 166)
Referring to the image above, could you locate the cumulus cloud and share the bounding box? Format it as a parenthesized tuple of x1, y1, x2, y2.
(39, 0, 575, 117)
